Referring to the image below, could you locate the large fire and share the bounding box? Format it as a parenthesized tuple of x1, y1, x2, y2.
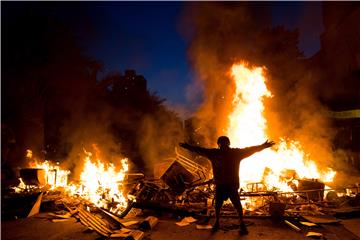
(69, 148, 129, 211)
(227, 62, 336, 192)
(14, 62, 337, 215)
(18, 148, 129, 212)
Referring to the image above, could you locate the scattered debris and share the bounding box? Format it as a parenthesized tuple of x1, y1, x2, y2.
(175, 220, 190, 227)
(139, 216, 159, 231)
(300, 221, 317, 227)
(48, 211, 73, 219)
(51, 218, 74, 223)
(77, 205, 114, 237)
(122, 220, 140, 227)
(175, 216, 197, 227)
(306, 231, 323, 238)
(5, 157, 360, 239)
(122, 230, 145, 240)
(284, 220, 301, 232)
(27, 192, 44, 217)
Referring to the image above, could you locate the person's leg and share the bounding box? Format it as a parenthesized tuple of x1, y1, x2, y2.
(229, 189, 243, 221)
(229, 189, 248, 235)
(213, 188, 224, 231)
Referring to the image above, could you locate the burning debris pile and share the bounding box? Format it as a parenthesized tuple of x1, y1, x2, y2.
(12, 148, 131, 215)
(3, 63, 359, 239)
(5, 147, 360, 239)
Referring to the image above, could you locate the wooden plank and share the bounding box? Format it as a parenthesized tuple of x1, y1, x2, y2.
(78, 207, 110, 228)
(78, 210, 110, 230)
(78, 209, 112, 234)
(80, 217, 108, 236)
(78, 211, 111, 237)
(51, 218, 74, 223)
(48, 212, 72, 219)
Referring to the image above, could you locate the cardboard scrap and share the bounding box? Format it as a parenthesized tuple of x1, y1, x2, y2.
(176, 216, 198, 226)
(306, 231, 323, 238)
(176, 220, 190, 227)
(122, 220, 140, 227)
(183, 217, 197, 223)
(300, 221, 317, 227)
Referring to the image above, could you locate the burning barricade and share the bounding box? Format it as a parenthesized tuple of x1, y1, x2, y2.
(4, 145, 360, 239)
(4, 62, 360, 238)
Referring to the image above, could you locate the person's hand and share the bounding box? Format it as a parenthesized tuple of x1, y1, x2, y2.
(262, 140, 275, 148)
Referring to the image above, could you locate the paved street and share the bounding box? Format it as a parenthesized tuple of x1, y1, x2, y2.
(2, 211, 360, 240)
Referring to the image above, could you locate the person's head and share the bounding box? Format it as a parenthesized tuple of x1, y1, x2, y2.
(217, 136, 230, 149)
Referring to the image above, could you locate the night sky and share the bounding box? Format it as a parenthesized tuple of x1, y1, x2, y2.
(3, 2, 323, 107)
(87, 2, 323, 106)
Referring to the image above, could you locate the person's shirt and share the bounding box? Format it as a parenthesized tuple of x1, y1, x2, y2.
(181, 144, 266, 186)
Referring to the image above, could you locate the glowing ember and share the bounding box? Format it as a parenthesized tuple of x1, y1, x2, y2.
(14, 178, 26, 193)
(26, 149, 33, 158)
(227, 62, 336, 192)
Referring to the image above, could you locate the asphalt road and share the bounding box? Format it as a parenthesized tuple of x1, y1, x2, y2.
(2, 211, 360, 240)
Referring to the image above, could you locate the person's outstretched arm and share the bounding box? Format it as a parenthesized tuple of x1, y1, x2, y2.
(179, 142, 211, 157)
(240, 140, 275, 158)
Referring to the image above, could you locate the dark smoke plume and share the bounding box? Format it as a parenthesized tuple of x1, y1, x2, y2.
(182, 2, 336, 171)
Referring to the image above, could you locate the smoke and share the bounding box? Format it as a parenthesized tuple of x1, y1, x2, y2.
(57, 74, 184, 178)
(179, 3, 270, 145)
(182, 2, 337, 170)
(137, 110, 184, 175)
(60, 102, 123, 179)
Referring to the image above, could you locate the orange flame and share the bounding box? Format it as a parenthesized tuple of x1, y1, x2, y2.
(32, 160, 70, 188)
(23, 149, 70, 188)
(18, 148, 129, 213)
(227, 62, 336, 192)
(69, 148, 129, 210)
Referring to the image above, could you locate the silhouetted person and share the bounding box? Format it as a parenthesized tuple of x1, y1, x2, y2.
(179, 136, 275, 234)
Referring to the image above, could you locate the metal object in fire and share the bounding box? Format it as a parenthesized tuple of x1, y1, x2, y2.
(19, 168, 47, 186)
(161, 161, 194, 195)
(297, 179, 325, 201)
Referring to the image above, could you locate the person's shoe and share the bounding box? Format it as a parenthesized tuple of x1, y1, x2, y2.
(239, 222, 249, 235)
(211, 223, 220, 232)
